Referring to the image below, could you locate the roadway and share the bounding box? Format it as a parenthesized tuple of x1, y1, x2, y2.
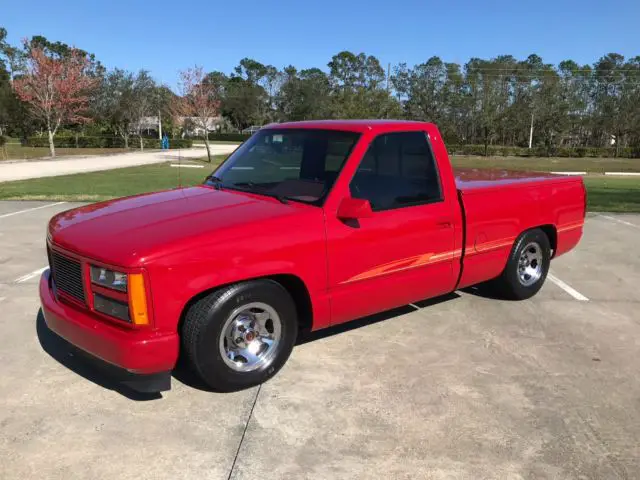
(0, 145, 237, 183)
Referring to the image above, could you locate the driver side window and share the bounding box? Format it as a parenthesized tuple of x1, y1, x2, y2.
(349, 131, 443, 211)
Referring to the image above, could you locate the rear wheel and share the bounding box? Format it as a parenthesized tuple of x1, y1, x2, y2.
(182, 280, 298, 391)
(493, 228, 551, 300)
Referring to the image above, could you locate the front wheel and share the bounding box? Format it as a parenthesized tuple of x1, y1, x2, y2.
(182, 280, 298, 391)
(493, 228, 551, 300)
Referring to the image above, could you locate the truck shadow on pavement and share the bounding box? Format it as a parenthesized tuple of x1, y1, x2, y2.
(460, 284, 504, 300)
(173, 292, 461, 392)
(296, 292, 460, 345)
(37, 292, 461, 398)
(36, 310, 162, 401)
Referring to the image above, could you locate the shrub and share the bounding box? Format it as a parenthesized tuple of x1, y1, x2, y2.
(23, 136, 193, 150)
(207, 133, 251, 142)
(0, 135, 6, 147)
(445, 143, 640, 158)
(165, 138, 193, 149)
(574, 147, 587, 158)
(556, 147, 576, 158)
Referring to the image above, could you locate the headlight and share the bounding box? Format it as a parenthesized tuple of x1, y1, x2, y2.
(90, 265, 127, 291)
(94, 293, 130, 322)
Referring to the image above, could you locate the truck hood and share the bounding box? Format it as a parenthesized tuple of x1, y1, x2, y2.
(49, 186, 310, 266)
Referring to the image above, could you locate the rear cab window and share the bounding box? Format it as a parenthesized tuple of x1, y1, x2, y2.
(349, 131, 443, 211)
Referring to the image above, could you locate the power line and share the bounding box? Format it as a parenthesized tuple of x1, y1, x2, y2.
(447, 68, 640, 73)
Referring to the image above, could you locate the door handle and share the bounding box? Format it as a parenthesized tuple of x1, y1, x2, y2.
(436, 220, 452, 229)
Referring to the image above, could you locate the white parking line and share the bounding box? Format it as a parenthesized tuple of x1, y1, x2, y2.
(597, 214, 639, 229)
(14, 266, 48, 284)
(547, 273, 589, 301)
(0, 202, 66, 219)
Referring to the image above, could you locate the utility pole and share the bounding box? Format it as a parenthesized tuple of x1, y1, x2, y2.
(528, 111, 534, 149)
(386, 62, 391, 93)
(386, 62, 391, 119)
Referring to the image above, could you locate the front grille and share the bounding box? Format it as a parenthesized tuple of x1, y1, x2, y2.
(50, 251, 86, 303)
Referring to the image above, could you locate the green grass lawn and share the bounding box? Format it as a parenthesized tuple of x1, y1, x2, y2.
(583, 177, 640, 212)
(0, 156, 225, 201)
(0, 154, 638, 212)
(450, 155, 640, 173)
(1, 144, 132, 160)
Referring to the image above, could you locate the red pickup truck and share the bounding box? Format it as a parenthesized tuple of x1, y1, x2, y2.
(40, 120, 585, 393)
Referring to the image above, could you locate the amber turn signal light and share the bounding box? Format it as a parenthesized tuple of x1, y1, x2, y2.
(128, 273, 149, 325)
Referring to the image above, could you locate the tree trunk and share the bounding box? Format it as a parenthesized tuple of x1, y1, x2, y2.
(204, 132, 211, 162)
(48, 129, 56, 158)
(124, 135, 129, 149)
(139, 135, 144, 151)
(483, 127, 489, 156)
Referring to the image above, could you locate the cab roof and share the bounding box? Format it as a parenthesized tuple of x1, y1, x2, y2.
(263, 119, 436, 133)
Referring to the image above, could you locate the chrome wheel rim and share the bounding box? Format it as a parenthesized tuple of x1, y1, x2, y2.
(518, 241, 543, 287)
(219, 302, 282, 372)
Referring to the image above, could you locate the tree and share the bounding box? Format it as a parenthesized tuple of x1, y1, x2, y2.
(176, 66, 220, 162)
(0, 63, 15, 136)
(0, 28, 28, 137)
(156, 84, 178, 138)
(128, 71, 158, 151)
(13, 44, 99, 157)
(276, 67, 332, 121)
(94, 69, 136, 148)
(222, 76, 266, 130)
(227, 58, 272, 127)
(328, 51, 394, 119)
(0, 27, 25, 83)
(28, 35, 103, 77)
(398, 57, 448, 123)
(592, 54, 640, 155)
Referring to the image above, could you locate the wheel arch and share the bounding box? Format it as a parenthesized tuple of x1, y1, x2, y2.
(178, 273, 314, 337)
(536, 224, 558, 256)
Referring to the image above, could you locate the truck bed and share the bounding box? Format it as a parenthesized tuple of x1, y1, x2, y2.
(453, 168, 585, 289)
(454, 168, 576, 192)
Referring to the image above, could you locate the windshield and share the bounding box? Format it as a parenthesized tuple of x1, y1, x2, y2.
(207, 128, 360, 205)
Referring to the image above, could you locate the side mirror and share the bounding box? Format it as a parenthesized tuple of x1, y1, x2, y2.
(337, 197, 373, 220)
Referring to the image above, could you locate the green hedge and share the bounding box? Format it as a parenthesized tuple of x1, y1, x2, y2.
(447, 144, 640, 158)
(23, 136, 192, 149)
(206, 133, 251, 142)
(0, 136, 6, 147)
(166, 138, 193, 149)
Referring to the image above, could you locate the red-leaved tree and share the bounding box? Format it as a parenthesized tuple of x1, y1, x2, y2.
(176, 66, 220, 162)
(13, 44, 98, 157)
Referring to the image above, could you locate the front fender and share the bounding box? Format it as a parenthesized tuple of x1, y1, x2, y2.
(144, 208, 329, 333)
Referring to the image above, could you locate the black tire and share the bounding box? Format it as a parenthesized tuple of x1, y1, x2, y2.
(493, 228, 551, 300)
(182, 279, 298, 392)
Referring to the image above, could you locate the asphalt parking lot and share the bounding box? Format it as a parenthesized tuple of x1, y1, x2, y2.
(1, 200, 639, 479)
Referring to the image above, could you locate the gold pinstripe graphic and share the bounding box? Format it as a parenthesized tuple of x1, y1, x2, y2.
(340, 221, 583, 284)
(557, 221, 584, 233)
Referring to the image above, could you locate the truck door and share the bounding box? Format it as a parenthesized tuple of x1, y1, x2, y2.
(325, 130, 458, 325)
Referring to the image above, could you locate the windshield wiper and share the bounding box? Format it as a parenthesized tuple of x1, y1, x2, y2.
(204, 174, 223, 190)
(228, 182, 289, 204)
